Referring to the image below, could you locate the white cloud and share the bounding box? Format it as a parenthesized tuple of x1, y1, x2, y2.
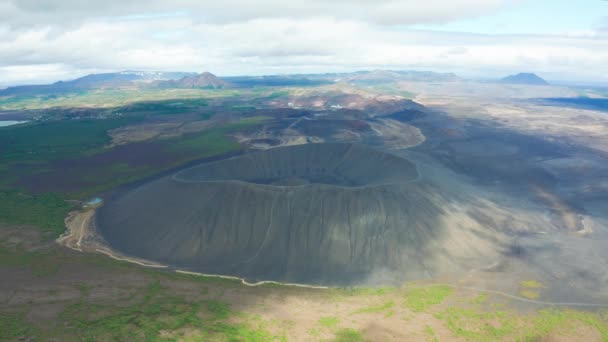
(0, 0, 606, 85)
(1, 0, 509, 27)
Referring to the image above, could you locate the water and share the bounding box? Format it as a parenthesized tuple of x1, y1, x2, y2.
(85, 197, 103, 206)
(0, 120, 27, 127)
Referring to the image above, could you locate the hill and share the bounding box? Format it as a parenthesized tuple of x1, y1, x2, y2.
(500, 72, 549, 85)
(160, 72, 231, 89)
(222, 70, 461, 88)
(0, 71, 194, 96)
(96, 143, 507, 286)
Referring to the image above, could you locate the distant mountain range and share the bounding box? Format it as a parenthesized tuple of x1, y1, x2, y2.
(500, 73, 549, 85)
(0, 69, 462, 97)
(340, 70, 461, 83)
(0, 71, 196, 96)
(225, 70, 462, 88)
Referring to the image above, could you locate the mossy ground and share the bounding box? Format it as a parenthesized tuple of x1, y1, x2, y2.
(1, 233, 608, 341)
(519, 280, 545, 300)
(404, 285, 453, 312)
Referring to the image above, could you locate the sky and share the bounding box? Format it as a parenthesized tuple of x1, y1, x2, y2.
(0, 0, 607, 86)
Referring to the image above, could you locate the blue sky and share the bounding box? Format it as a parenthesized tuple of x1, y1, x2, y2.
(0, 0, 606, 86)
(415, 0, 607, 35)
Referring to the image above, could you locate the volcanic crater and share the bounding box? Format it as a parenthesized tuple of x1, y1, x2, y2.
(96, 143, 503, 285)
(172, 143, 418, 187)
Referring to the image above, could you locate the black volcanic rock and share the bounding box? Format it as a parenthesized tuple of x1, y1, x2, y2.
(96, 143, 508, 285)
(500, 73, 549, 85)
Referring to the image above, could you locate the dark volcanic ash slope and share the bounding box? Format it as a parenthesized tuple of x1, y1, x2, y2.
(96, 143, 508, 285)
(173, 143, 417, 186)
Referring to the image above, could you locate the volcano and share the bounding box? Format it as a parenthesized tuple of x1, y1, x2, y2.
(96, 143, 506, 285)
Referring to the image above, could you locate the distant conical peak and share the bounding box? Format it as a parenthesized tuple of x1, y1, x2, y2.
(500, 72, 549, 85)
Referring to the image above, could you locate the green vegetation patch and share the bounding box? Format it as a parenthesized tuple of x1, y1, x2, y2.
(165, 116, 268, 155)
(121, 97, 209, 115)
(437, 306, 608, 341)
(519, 280, 544, 300)
(520, 309, 608, 341)
(0, 88, 240, 110)
(319, 316, 340, 329)
(0, 311, 39, 340)
(55, 279, 275, 341)
(205, 300, 231, 320)
(0, 116, 144, 198)
(521, 280, 544, 289)
(64, 162, 164, 199)
(165, 126, 239, 155)
(352, 300, 395, 316)
(208, 321, 273, 342)
(0, 247, 61, 277)
(424, 325, 439, 342)
(0, 191, 72, 236)
(470, 293, 488, 305)
(404, 285, 453, 312)
(0, 117, 140, 165)
(333, 328, 364, 342)
(437, 307, 517, 341)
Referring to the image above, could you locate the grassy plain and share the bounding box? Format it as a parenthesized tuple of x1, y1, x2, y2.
(0, 88, 240, 110)
(1, 228, 607, 341)
(0, 191, 71, 237)
(0, 86, 292, 111)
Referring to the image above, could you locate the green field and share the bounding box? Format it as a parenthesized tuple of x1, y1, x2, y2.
(0, 93, 269, 238)
(0, 117, 142, 165)
(0, 88, 240, 110)
(0, 191, 72, 236)
(2, 236, 607, 341)
(0, 86, 293, 111)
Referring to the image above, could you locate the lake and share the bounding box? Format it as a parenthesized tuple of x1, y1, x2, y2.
(0, 120, 28, 127)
